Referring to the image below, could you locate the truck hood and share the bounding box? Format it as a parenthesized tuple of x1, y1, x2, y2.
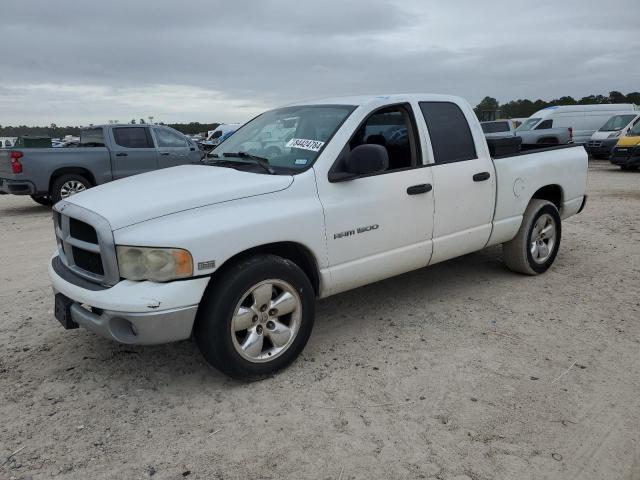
(66, 165, 294, 230)
(616, 135, 640, 148)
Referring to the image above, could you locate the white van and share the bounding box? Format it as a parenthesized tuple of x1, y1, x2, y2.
(206, 123, 242, 143)
(586, 113, 640, 158)
(521, 104, 639, 145)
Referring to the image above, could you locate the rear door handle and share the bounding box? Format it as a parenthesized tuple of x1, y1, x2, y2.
(406, 184, 433, 195)
(473, 172, 491, 182)
(115, 152, 128, 157)
(160, 152, 170, 156)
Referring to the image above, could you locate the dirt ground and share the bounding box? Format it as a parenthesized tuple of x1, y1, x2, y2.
(0, 159, 639, 480)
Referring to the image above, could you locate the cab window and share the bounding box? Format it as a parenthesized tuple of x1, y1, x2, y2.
(348, 105, 420, 171)
(419, 101, 477, 164)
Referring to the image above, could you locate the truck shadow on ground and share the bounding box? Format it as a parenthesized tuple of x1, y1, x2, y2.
(0, 199, 51, 218)
(59, 246, 510, 386)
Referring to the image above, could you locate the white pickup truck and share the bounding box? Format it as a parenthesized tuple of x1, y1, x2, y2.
(49, 94, 588, 378)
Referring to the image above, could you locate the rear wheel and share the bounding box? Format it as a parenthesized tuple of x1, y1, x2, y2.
(503, 199, 561, 275)
(50, 174, 90, 203)
(195, 254, 315, 379)
(30, 195, 54, 206)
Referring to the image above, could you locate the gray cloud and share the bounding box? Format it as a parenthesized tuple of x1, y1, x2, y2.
(0, 0, 639, 125)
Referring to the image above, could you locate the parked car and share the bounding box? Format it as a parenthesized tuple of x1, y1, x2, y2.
(481, 119, 516, 139)
(609, 120, 640, 170)
(515, 119, 573, 148)
(585, 113, 640, 158)
(0, 124, 201, 205)
(0, 137, 17, 148)
(48, 94, 587, 378)
(516, 104, 639, 146)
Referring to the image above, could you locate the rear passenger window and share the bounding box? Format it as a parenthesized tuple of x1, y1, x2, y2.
(419, 102, 477, 164)
(113, 127, 153, 148)
(535, 119, 553, 129)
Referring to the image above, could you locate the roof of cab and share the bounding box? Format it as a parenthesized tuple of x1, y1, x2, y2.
(285, 93, 464, 108)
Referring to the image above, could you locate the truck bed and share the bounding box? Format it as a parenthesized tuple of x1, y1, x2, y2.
(487, 144, 588, 246)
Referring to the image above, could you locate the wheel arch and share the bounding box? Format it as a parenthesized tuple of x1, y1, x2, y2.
(210, 241, 321, 297)
(49, 167, 96, 192)
(531, 184, 563, 210)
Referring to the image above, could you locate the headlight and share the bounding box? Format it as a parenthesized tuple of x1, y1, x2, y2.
(608, 131, 622, 138)
(116, 246, 193, 282)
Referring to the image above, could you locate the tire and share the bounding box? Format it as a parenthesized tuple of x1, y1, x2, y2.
(30, 195, 54, 206)
(503, 199, 562, 275)
(195, 254, 315, 379)
(50, 174, 91, 203)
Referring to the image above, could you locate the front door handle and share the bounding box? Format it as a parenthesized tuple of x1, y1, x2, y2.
(473, 172, 491, 182)
(160, 152, 170, 156)
(406, 184, 433, 195)
(115, 152, 128, 157)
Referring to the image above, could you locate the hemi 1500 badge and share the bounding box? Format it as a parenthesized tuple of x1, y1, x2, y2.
(334, 224, 379, 239)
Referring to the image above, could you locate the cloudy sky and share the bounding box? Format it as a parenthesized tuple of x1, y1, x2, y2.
(1, 0, 638, 126)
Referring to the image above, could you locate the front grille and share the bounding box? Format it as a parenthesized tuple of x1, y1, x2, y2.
(70, 218, 98, 243)
(53, 202, 118, 286)
(72, 246, 104, 275)
(587, 141, 602, 148)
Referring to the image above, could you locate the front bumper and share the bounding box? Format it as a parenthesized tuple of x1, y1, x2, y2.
(48, 256, 210, 345)
(0, 177, 36, 195)
(585, 138, 618, 156)
(610, 147, 640, 167)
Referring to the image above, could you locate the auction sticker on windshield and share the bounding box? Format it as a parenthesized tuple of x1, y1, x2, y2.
(286, 138, 325, 152)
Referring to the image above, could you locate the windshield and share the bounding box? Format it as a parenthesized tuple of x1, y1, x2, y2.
(79, 128, 105, 147)
(515, 118, 541, 132)
(481, 121, 510, 133)
(210, 105, 355, 172)
(599, 114, 637, 132)
(627, 121, 640, 136)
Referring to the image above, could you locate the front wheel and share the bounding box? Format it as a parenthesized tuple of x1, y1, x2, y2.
(195, 254, 315, 379)
(503, 199, 562, 275)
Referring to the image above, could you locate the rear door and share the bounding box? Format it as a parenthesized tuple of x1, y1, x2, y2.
(418, 101, 496, 264)
(152, 127, 198, 168)
(110, 127, 158, 179)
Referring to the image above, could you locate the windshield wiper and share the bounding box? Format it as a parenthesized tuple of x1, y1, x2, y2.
(223, 152, 276, 174)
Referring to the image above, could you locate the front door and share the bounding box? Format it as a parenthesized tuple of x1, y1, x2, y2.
(317, 104, 435, 296)
(153, 127, 195, 168)
(418, 101, 496, 264)
(110, 126, 158, 179)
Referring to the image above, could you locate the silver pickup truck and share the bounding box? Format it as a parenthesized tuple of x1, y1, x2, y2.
(0, 124, 202, 205)
(515, 117, 573, 148)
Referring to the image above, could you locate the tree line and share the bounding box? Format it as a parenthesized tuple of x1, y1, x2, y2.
(474, 91, 640, 119)
(0, 121, 220, 138)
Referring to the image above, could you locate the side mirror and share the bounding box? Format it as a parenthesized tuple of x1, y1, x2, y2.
(329, 144, 388, 182)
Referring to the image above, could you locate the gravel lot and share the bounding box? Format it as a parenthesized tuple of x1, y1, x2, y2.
(1, 159, 639, 480)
